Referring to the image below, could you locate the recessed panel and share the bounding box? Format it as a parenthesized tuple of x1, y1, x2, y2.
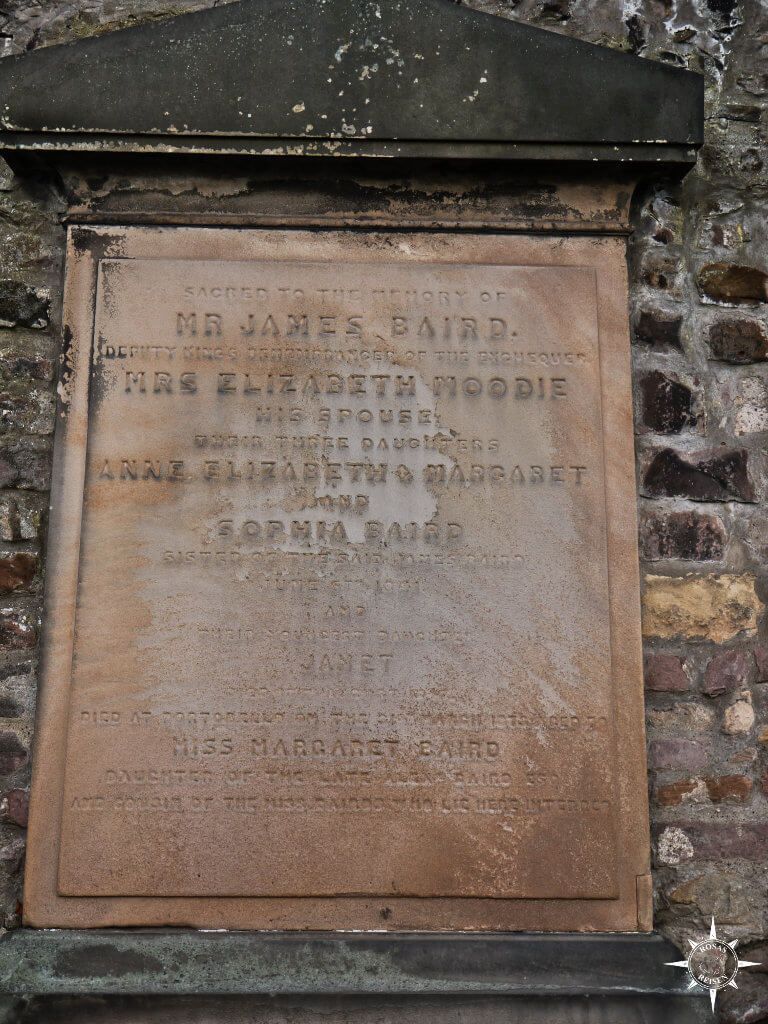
(56, 255, 616, 899)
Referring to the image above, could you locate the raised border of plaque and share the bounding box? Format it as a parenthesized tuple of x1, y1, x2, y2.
(24, 224, 651, 932)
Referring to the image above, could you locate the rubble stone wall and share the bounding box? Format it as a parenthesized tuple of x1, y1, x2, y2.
(0, 2, 765, 1021)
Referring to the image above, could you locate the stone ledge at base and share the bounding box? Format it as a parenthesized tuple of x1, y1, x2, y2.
(0, 993, 713, 1024)
(0, 932, 710, 1023)
(0, 929, 706, 995)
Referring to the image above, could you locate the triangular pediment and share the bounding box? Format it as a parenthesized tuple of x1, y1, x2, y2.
(0, 0, 703, 161)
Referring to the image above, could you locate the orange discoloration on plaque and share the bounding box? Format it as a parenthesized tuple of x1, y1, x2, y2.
(25, 226, 649, 931)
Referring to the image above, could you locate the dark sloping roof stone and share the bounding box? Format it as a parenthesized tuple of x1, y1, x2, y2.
(0, 0, 704, 162)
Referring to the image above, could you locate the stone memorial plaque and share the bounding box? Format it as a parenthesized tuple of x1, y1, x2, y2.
(26, 227, 650, 929)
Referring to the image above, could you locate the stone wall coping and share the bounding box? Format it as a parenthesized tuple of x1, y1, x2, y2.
(0, 0, 703, 163)
(0, 930, 707, 998)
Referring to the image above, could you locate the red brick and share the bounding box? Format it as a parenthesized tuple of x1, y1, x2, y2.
(0, 611, 36, 651)
(639, 371, 698, 434)
(0, 553, 37, 593)
(702, 649, 753, 696)
(697, 263, 768, 304)
(3, 789, 28, 827)
(639, 510, 725, 561)
(709, 317, 768, 363)
(649, 738, 708, 771)
(644, 653, 690, 692)
(655, 779, 700, 806)
(634, 308, 683, 349)
(671, 823, 768, 860)
(704, 774, 753, 802)
(642, 447, 755, 503)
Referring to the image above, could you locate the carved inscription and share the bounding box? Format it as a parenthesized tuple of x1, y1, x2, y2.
(57, 257, 619, 899)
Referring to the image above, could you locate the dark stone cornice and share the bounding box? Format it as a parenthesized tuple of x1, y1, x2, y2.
(0, 0, 703, 163)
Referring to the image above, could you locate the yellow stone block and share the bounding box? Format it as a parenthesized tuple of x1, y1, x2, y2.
(642, 574, 763, 643)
